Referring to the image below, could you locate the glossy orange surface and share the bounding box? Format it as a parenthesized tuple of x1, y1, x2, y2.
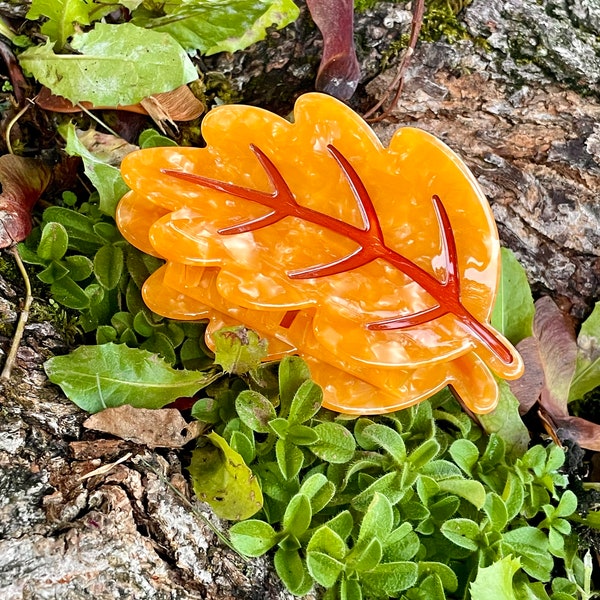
(117, 92, 523, 414)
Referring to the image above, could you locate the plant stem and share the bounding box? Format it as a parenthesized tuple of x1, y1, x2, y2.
(1, 246, 32, 380)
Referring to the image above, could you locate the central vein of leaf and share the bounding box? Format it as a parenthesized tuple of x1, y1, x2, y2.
(163, 144, 514, 367)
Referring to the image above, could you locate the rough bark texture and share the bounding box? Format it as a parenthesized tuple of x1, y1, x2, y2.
(1, 0, 600, 597)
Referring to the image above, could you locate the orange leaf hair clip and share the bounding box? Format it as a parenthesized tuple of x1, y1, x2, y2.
(117, 93, 523, 415)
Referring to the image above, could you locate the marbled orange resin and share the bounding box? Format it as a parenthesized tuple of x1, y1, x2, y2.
(117, 92, 523, 415)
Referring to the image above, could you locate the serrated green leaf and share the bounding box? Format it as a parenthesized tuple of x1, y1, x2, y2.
(19, 23, 197, 105)
(491, 247, 534, 345)
(569, 301, 600, 401)
(311, 422, 356, 464)
(44, 342, 216, 412)
(38, 222, 69, 261)
(27, 0, 98, 49)
(213, 325, 268, 374)
(132, 0, 300, 55)
(470, 556, 521, 600)
(189, 431, 263, 521)
(63, 124, 129, 217)
(93, 244, 124, 290)
(235, 390, 276, 433)
(274, 548, 313, 596)
(229, 519, 277, 556)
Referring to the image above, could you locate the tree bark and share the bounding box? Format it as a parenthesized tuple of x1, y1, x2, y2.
(1, 1, 599, 598)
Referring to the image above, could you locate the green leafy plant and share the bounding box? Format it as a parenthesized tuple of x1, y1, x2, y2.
(183, 353, 594, 600)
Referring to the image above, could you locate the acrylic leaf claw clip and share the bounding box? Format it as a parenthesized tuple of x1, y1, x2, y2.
(116, 92, 524, 415)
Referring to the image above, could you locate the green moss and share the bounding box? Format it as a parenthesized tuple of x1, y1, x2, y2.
(421, 0, 472, 43)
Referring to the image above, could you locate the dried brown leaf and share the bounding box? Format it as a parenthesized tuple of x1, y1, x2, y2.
(548, 413, 600, 452)
(0, 154, 51, 248)
(36, 84, 204, 124)
(83, 405, 201, 448)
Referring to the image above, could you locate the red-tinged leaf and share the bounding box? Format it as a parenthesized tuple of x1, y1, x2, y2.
(0, 155, 51, 248)
(36, 84, 204, 123)
(533, 296, 577, 414)
(510, 296, 600, 450)
(550, 414, 600, 452)
(306, 0, 360, 100)
(510, 336, 545, 415)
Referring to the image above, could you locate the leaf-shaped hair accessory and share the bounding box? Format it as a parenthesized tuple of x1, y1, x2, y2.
(117, 93, 523, 415)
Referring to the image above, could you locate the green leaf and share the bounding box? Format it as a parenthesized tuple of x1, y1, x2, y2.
(42, 206, 103, 253)
(37, 222, 69, 261)
(50, 276, 90, 309)
(478, 380, 530, 458)
(437, 479, 486, 509)
(279, 356, 311, 416)
(93, 244, 124, 290)
(569, 301, 600, 401)
(229, 519, 278, 556)
(283, 493, 312, 538)
(299, 473, 335, 513)
(287, 424, 319, 446)
(347, 537, 382, 573)
(449, 439, 479, 476)
(140, 332, 176, 364)
(554, 490, 577, 518)
(308, 525, 347, 559)
(288, 379, 322, 424)
(64, 255, 94, 281)
(63, 124, 129, 217)
(483, 492, 508, 532)
(362, 423, 406, 465)
(19, 23, 197, 105)
(230, 430, 256, 466)
(276, 438, 304, 480)
(491, 247, 534, 345)
(440, 518, 480, 551)
(501, 527, 552, 581)
(213, 326, 268, 374)
(27, 0, 97, 49)
(235, 390, 276, 433)
(470, 556, 521, 600)
(306, 551, 344, 588)
(340, 577, 362, 600)
(132, 0, 300, 55)
(274, 548, 313, 596)
(361, 562, 419, 595)
(417, 562, 458, 592)
(38, 260, 69, 284)
(311, 422, 356, 463)
(358, 493, 393, 544)
(189, 431, 263, 521)
(44, 342, 216, 412)
(138, 129, 179, 149)
(408, 438, 440, 469)
(324, 511, 354, 541)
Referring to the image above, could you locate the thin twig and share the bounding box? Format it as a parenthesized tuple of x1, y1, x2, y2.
(76, 103, 121, 137)
(1, 246, 33, 380)
(4, 101, 32, 154)
(363, 0, 426, 122)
